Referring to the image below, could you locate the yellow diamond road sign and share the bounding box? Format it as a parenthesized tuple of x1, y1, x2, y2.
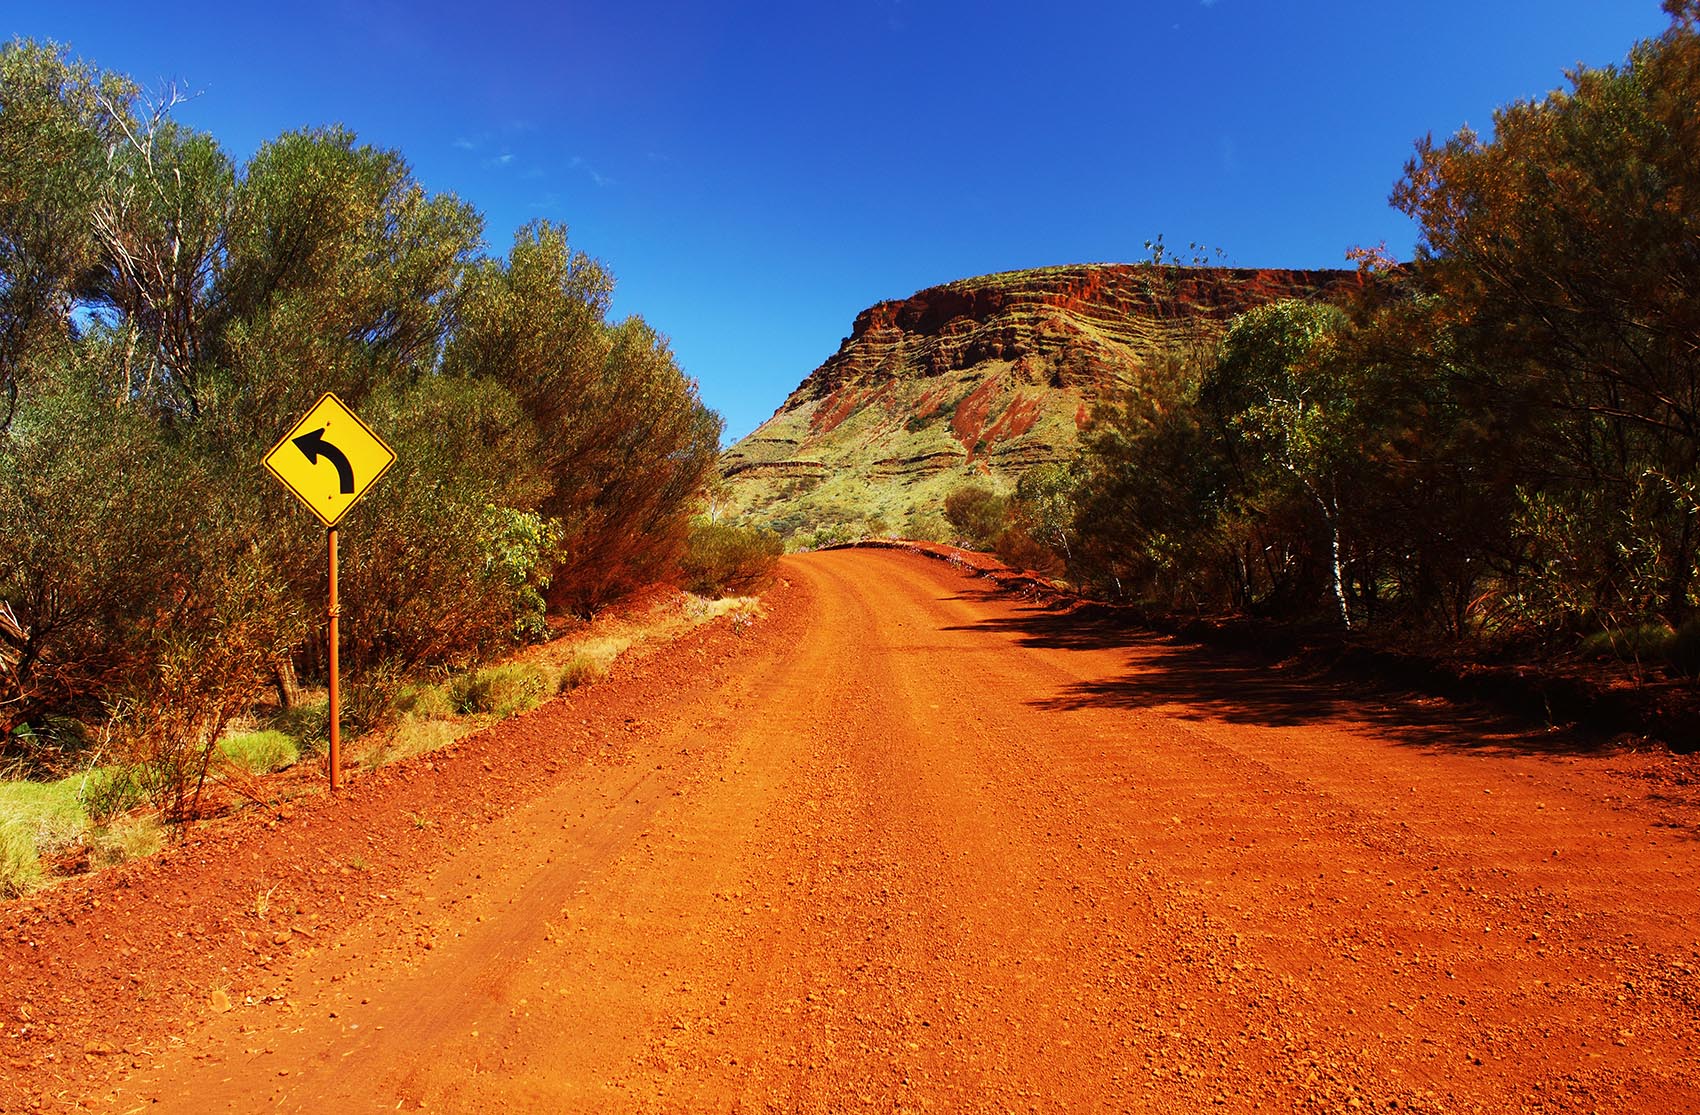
(263, 392, 397, 527)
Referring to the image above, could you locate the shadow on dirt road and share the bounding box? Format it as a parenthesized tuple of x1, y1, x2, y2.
(944, 589, 1627, 760)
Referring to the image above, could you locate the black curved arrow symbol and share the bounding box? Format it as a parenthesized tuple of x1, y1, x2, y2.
(292, 427, 355, 494)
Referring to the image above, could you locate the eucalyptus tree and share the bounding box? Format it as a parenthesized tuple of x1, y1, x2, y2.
(444, 222, 722, 610)
(1393, 0, 1700, 631)
(0, 39, 131, 430)
(1202, 300, 1358, 627)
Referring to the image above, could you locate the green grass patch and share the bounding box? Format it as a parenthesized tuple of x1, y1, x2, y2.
(86, 813, 165, 868)
(679, 519, 784, 597)
(0, 771, 111, 896)
(0, 774, 90, 858)
(218, 729, 301, 775)
(448, 663, 548, 719)
(395, 681, 456, 720)
(0, 821, 43, 898)
(1579, 623, 1675, 662)
(1577, 620, 1700, 679)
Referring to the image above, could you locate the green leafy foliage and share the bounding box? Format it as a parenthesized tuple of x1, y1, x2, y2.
(1391, 3, 1700, 634)
(0, 40, 727, 796)
(1005, 463, 1082, 575)
(1202, 300, 1357, 626)
(443, 223, 722, 612)
(0, 40, 131, 431)
(79, 765, 147, 823)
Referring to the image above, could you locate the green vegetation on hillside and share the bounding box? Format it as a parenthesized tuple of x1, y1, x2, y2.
(720, 258, 1351, 546)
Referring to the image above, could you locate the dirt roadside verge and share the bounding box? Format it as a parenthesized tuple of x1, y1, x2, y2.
(0, 577, 805, 1112)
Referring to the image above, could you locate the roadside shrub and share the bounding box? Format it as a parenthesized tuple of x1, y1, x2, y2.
(764, 512, 809, 541)
(1579, 624, 1675, 663)
(79, 765, 147, 823)
(558, 654, 609, 693)
(105, 551, 284, 822)
(943, 484, 1008, 551)
(1574, 620, 1700, 679)
(344, 663, 406, 737)
(0, 719, 90, 780)
(446, 671, 488, 715)
(906, 511, 952, 543)
(480, 507, 564, 644)
(273, 699, 329, 756)
(679, 520, 783, 597)
(801, 523, 859, 550)
(994, 525, 1067, 577)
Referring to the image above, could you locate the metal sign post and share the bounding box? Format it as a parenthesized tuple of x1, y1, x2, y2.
(327, 526, 342, 792)
(264, 392, 396, 792)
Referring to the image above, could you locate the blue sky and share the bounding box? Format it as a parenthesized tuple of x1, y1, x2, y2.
(3, 1, 1672, 442)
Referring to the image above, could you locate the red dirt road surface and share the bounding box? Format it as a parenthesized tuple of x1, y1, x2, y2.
(5, 547, 1700, 1112)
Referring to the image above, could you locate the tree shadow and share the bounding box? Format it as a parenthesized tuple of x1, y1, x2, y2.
(941, 592, 1629, 759)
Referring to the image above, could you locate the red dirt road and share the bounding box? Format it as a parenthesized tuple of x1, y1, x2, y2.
(6, 547, 1700, 1112)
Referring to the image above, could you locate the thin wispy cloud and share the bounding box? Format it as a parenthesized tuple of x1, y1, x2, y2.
(570, 155, 615, 188)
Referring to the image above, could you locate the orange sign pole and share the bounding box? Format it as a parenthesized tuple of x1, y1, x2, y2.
(327, 526, 342, 793)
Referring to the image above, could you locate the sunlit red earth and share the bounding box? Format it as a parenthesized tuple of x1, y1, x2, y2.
(4, 547, 1699, 1112)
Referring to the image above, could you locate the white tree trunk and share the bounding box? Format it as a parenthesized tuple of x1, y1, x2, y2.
(1296, 470, 1351, 630)
(1327, 507, 1351, 630)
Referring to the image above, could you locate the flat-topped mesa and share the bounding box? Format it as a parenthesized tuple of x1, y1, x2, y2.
(790, 264, 1358, 405)
(848, 264, 1343, 344)
(724, 262, 1359, 537)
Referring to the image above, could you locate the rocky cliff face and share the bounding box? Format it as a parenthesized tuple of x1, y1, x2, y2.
(723, 263, 1359, 539)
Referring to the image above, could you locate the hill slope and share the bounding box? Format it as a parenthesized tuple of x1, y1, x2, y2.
(722, 263, 1359, 540)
